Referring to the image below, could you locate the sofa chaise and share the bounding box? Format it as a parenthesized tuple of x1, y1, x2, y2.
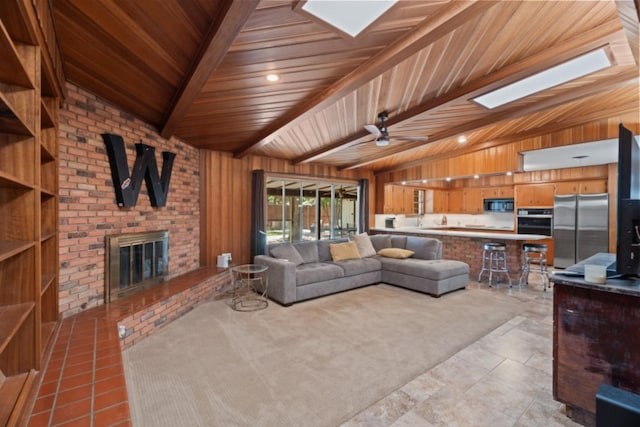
(253, 233, 469, 305)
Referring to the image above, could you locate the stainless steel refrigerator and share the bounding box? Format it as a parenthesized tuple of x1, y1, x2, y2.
(553, 193, 609, 268)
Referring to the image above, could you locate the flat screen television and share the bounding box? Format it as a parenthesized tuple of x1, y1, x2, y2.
(616, 123, 640, 276)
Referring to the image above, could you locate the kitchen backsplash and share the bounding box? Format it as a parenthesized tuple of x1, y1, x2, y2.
(375, 212, 515, 230)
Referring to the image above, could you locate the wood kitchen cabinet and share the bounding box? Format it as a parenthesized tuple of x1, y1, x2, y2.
(432, 190, 448, 213)
(447, 189, 464, 213)
(515, 183, 555, 207)
(555, 179, 607, 195)
(384, 185, 422, 214)
(483, 186, 514, 198)
(462, 187, 483, 213)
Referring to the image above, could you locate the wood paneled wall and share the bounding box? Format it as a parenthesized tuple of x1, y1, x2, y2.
(376, 113, 640, 185)
(199, 151, 374, 266)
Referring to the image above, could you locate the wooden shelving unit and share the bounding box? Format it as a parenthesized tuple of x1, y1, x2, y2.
(0, 0, 62, 422)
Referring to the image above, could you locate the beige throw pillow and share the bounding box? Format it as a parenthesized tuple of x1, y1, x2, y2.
(377, 248, 415, 259)
(330, 241, 361, 261)
(352, 233, 377, 258)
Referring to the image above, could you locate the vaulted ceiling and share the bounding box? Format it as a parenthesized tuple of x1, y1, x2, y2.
(53, 0, 639, 173)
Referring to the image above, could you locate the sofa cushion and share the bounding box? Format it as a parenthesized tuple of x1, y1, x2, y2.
(390, 235, 408, 248)
(296, 262, 344, 286)
(406, 236, 441, 260)
(378, 248, 414, 259)
(334, 257, 381, 276)
(318, 238, 349, 262)
(381, 258, 469, 280)
(369, 234, 391, 252)
(270, 243, 304, 265)
(293, 241, 319, 264)
(330, 241, 361, 261)
(352, 233, 377, 258)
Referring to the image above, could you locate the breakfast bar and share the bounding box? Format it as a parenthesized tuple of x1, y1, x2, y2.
(550, 274, 640, 426)
(371, 227, 548, 278)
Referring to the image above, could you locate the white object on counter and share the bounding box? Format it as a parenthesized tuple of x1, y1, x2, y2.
(584, 264, 607, 284)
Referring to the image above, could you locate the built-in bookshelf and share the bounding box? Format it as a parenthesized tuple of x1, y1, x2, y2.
(0, 0, 62, 424)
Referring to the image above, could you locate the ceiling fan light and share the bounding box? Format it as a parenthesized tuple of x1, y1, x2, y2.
(376, 138, 390, 147)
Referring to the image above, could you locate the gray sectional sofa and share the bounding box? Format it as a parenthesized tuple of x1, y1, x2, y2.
(253, 233, 469, 306)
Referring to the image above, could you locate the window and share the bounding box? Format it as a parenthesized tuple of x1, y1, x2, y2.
(265, 177, 360, 244)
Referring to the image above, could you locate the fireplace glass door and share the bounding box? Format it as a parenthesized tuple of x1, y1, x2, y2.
(107, 230, 169, 302)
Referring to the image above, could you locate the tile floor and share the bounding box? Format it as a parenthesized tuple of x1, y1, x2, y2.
(342, 278, 581, 427)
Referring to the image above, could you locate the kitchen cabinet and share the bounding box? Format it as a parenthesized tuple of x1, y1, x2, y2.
(579, 179, 607, 194)
(462, 187, 483, 214)
(482, 186, 514, 198)
(515, 183, 555, 207)
(447, 189, 464, 213)
(432, 190, 448, 213)
(555, 179, 607, 195)
(384, 185, 422, 214)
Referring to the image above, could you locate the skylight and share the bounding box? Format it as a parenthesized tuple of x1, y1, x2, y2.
(473, 48, 612, 109)
(301, 0, 397, 38)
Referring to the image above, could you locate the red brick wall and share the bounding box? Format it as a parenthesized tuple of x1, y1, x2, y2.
(58, 83, 200, 317)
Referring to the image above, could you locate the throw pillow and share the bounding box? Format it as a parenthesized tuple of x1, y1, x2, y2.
(270, 243, 304, 265)
(377, 248, 415, 259)
(329, 241, 361, 262)
(352, 233, 376, 258)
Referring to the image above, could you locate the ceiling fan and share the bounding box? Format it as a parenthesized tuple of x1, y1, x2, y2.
(363, 111, 428, 147)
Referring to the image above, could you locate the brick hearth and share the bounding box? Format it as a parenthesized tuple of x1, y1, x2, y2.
(26, 267, 232, 426)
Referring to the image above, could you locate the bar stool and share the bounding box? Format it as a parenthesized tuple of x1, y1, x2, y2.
(518, 243, 550, 291)
(478, 242, 512, 288)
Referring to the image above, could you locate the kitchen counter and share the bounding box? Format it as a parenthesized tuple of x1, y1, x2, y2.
(371, 227, 547, 241)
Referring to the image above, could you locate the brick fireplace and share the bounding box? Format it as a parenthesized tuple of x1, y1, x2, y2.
(58, 82, 200, 317)
(106, 230, 169, 302)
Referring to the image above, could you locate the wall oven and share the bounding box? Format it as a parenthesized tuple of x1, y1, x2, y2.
(517, 208, 553, 236)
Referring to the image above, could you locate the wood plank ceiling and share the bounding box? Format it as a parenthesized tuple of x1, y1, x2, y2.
(53, 0, 639, 173)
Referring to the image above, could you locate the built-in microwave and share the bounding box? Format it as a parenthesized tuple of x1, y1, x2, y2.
(483, 198, 514, 212)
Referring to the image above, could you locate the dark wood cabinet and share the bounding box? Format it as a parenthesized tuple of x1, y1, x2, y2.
(552, 279, 640, 426)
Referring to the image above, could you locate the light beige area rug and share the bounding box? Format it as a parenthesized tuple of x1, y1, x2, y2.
(122, 284, 525, 427)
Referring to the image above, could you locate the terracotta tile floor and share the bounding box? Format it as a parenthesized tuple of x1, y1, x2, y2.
(26, 266, 222, 426)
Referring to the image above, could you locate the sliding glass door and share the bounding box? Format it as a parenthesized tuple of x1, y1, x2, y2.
(265, 177, 360, 244)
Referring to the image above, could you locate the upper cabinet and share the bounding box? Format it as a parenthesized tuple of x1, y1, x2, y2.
(384, 185, 424, 214)
(555, 179, 607, 195)
(482, 186, 514, 199)
(515, 183, 555, 207)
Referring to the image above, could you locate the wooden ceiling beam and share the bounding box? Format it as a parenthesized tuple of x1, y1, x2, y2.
(233, 0, 498, 158)
(615, 0, 640, 66)
(160, 0, 260, 139)
(340, 69, 639, 170)
(293, 19, 623, 165)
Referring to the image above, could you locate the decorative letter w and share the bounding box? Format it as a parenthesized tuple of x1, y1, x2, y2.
(102, 133, 176, 207)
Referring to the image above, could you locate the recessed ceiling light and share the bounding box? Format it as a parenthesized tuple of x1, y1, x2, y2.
(506, 171, 513, 176)
(446, 177, 451, 182)
(301, 0, 396, 37)
(458, 136, 467, 144)
(474, 174, 480, 179)
(401, 181, 406, 185)
(422, 179, 427, 184)
(473, 48, 612, 109)
(266, 74, 279, 82)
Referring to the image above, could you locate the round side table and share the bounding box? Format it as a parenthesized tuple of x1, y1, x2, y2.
(231, 264, 269, 311)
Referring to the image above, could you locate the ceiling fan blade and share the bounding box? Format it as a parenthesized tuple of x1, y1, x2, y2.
(393, 136, 429, 142)
(364, 124, 381, 139)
